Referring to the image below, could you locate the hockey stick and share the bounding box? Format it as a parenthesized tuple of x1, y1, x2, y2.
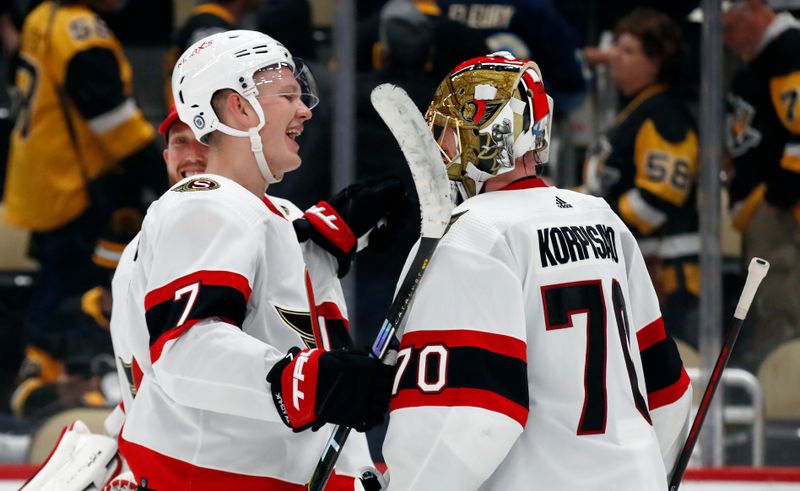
(306, 84, 452, 491)
(668, 257, 769, 491)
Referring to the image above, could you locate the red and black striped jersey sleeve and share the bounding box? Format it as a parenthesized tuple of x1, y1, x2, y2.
(139, 192, 263, 364)
(391, 329, 529, 427)
(145, 270, 252, 363)
(637, 317, 691, 410)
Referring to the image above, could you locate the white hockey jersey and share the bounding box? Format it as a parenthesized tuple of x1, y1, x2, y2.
(383, 177, 692, 491)
(110, 174, 371, 490)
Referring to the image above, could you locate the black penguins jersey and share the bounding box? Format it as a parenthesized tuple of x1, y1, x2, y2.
(591, 85, 700, 265)
(727, 13, 800, 227)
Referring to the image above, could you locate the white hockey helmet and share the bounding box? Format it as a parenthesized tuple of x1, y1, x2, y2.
(426, 51, 553, 199)
(172, 30, 319, 183)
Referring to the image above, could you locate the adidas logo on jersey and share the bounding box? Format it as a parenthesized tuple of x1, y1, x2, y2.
(556, 196, 572, 208)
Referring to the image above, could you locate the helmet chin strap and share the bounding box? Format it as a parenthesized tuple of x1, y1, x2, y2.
(212, 95, 282, 184)
(247, 127, 280, 184)
(249, 98, 281, 184)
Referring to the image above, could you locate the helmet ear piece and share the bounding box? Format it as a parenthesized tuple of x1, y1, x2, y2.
(520, 65, 550, 123)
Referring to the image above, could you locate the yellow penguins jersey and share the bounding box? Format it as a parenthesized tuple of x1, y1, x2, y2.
(727, 13, 800, 228)
(163, 2, 237, 107)
(3, 1, 154, 232)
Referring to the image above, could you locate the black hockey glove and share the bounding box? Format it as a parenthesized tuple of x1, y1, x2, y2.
(267, 347, 394, 433)
(293, 177, 408, 277)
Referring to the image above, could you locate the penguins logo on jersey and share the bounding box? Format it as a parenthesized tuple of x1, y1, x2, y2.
(173, 177, 220, 192)
(275, 307, 316, 348)
(726, 94, 762, 157)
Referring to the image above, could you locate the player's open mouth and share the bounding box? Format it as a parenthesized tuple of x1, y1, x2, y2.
(180, 166, 205, 179)
(286, 128, 302, 140)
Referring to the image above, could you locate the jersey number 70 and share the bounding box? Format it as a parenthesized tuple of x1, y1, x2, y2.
(542, 279, 652, 435)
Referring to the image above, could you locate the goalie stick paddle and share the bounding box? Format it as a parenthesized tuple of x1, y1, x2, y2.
(306, 84, 452, 491)
(668, 257, 769, 491)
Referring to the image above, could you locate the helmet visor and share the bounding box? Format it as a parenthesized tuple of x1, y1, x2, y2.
(253, 59, 320, 110)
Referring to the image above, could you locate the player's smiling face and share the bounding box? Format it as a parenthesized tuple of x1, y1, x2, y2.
(164, 120, 208, 185)
(254, 67, 313, 178)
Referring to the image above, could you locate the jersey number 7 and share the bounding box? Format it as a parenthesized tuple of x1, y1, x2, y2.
(542, 279, 652, 435)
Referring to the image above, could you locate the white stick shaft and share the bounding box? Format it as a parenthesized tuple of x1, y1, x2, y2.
(734, 258, 770, 320)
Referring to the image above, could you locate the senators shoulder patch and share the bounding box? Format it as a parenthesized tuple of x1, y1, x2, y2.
(173, 177, 220, 192)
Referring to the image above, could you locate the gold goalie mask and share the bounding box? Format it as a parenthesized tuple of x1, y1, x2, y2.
(426, 51, 554, 201)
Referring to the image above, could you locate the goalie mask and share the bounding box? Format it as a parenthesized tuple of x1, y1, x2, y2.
(426, 51, 553, 200)
(172, 30, 319, 184)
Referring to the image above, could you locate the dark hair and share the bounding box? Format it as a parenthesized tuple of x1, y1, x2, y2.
(615, 8, 686, 86)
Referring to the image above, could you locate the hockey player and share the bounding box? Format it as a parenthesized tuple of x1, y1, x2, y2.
(113, 31, 393, 490)
(109, 105, 403, 409)
(21, 81, 402, 488)
(380, 52, 693, 490)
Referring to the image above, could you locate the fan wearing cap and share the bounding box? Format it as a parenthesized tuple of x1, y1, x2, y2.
(379, 52, 691, 491)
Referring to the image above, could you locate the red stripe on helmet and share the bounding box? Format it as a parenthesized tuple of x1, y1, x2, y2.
(521, 71, 549, 122)
(451, 55, 524, 76)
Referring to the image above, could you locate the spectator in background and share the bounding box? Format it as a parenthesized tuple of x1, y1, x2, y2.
(357, 0, 487, 81)
(256, 0, 315, 60)
(0, 7, 19, 59)
(579, 9, 700, 346)
(3, 0, 166, 348)
(164, 0, 264, 107)
(723, 0, 800, 366)
(438, 0, 587, 116)
(10, 208, 141, 421)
